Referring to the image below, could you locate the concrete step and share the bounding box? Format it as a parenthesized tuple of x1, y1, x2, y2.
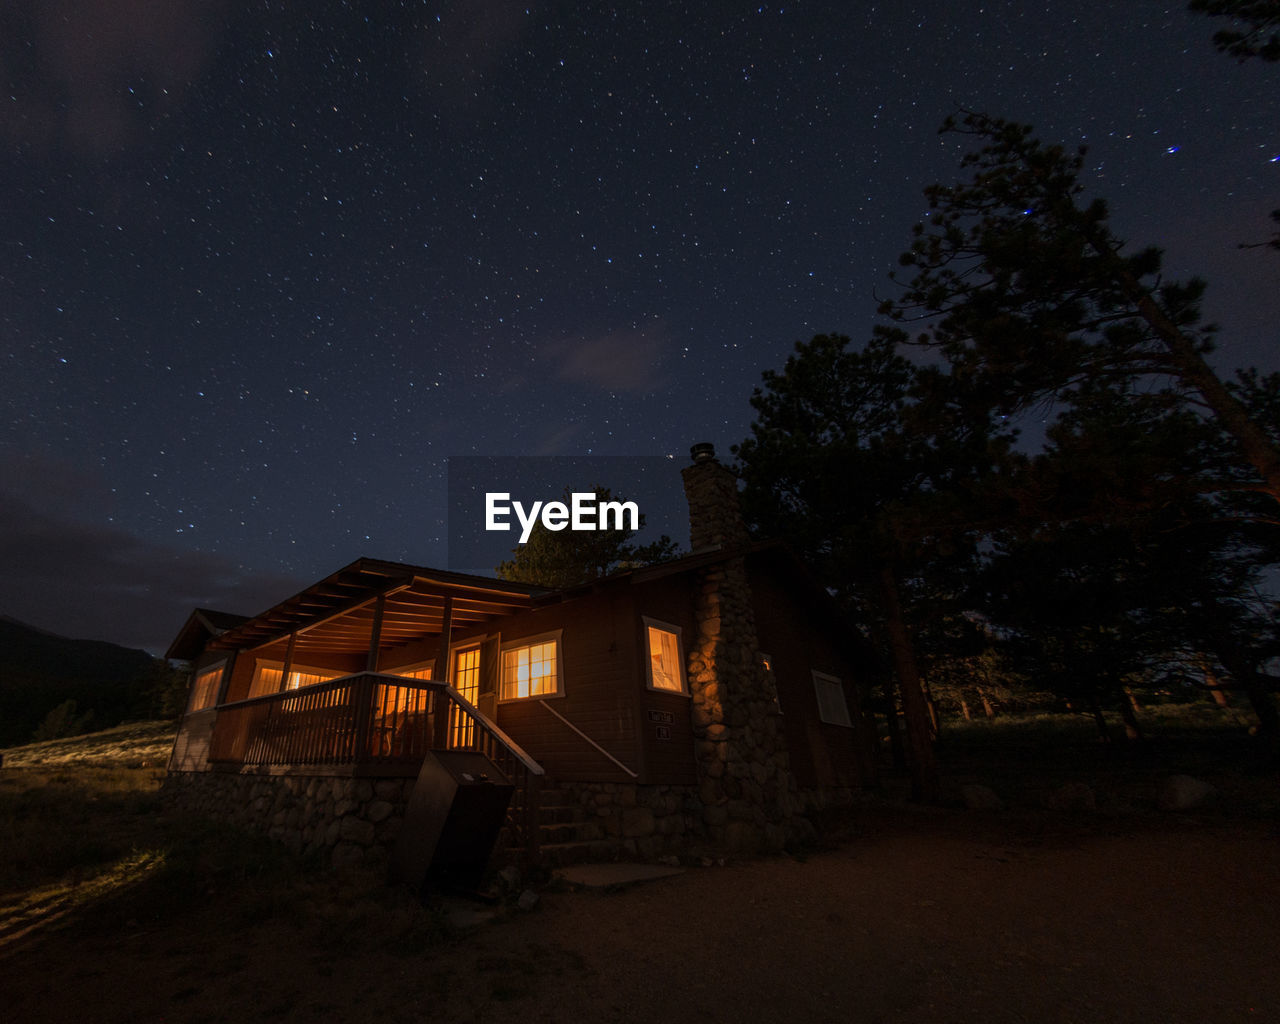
(503, 802, 579, 828)
(539, 819, 605, 845)
(522, 786, 575, 808)
(535, 804, 579, 825)
(536, 838, 616, 868)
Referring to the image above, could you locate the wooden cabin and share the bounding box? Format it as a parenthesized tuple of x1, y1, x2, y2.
(164, 448, 878, 867)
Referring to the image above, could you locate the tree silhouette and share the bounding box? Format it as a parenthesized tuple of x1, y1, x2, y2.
(734, 329, 1017, 801)
(981, 370, 1280, 749)
(495, 485, 678, 589)
(1190, 1, 1280, 60)
(881, 112, 1280, 512)
(1188, 3, 1280, 249)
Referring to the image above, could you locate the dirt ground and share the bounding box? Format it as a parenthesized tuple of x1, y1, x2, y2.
(4, 805, 1278, 1024)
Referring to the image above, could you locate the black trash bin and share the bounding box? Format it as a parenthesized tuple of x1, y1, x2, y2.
(390, 750, 514, 892)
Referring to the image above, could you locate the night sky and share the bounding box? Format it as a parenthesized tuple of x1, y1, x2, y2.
(1, 1, 1276, 653)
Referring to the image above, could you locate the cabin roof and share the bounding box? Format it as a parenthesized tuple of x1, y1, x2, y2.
(170, 545, 867, 664)
(166, 607, 252, 661)
(200, 557, 550, 659)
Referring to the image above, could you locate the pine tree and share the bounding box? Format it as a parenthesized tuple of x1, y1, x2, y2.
(495, 485, 678, 588)
(881, 112, 1280, 511)
(1190, 1, 1280, 61)
(734, 329, 1016, 801)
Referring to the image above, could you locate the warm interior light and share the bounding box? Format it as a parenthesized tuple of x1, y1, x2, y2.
(501, 640, 557, 699)
(647, 626, 683, 691)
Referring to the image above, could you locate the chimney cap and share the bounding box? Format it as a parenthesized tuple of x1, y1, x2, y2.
(690, 442, 716, 464)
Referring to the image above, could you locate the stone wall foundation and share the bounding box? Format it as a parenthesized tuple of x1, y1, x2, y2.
(162, 770, 415, 869)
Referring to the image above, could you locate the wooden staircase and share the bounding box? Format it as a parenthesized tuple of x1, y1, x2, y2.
(497, 784, 614, 868)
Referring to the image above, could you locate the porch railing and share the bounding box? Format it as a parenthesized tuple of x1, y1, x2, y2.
(207, 672, 543, 861)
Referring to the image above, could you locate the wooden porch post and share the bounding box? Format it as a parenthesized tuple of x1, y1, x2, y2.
(352, 674, 374, 761)
(214, 650, 238, 706)
(366, 594, 385, 673)
(280, 632, 297, 690)
(432, 597, 454, 749)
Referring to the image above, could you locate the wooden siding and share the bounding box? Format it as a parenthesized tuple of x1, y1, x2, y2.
(482, 592, 643, 783)
(454, 581, 699, 786)
(169, 551, 869, 795)
(378, 636, 441, 674)
(748, 566, 874, 789)
(169, 707, 216, 772)
(222, 643, 364, 703)
(629, 574, 700, 785)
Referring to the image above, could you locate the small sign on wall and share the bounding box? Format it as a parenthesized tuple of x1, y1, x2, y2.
(647, 709, 674, 725)
(655, 725, 672, 740)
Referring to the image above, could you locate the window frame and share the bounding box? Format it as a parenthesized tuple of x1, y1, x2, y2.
(445, 641, 485, 747)
(643, 616, 689, 697)
(498, 630, 564, 703)
(249, 658, 344, 697)
(811, 669, 853, 728)
(385, 659, 434, 681)
(188, 659, 227, 712)
(447, 642, 483, 702)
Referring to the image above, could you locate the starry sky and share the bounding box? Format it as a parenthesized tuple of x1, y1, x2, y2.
(1, 0, 1276, 653)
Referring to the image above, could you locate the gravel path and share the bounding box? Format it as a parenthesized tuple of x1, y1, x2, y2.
(5, 807, 1278, 1023)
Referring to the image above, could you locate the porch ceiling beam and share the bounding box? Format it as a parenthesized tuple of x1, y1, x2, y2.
(241, 580, 414, 653)
(387, 591, 524, 616)
(221, 572, 533, 655)
(407, 575, 538, 605)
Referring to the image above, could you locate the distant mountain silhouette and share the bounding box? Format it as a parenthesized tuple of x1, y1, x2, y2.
(0, 617, 172, 746)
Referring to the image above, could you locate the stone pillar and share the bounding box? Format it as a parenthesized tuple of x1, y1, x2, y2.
(681, 444, 797, 852)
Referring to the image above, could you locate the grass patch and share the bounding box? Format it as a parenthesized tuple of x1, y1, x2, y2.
(943, 700, 1252, 740)
(930, 704, 1278, 817)
(0, 763, 460, 966)
(0, 766, 166, 896)
(0, 848, 167, 950)
(0, 721, 457, 963)
(0, 720, 177, 769)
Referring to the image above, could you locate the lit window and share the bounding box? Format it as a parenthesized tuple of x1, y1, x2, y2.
(644, 617, 686, 694)
(452, 647, 480, 703)
(450, 646, 482, 746)
(286, 668, 337, 689)
(249, 665, 283, 696)
(500, 632, 562, 701)
(388, 661, 433, 681)
(379, 662, 433, 714)
(189, 661, 225, 711)
(249, 659, 342, 697)
(812, 670, 852, 727)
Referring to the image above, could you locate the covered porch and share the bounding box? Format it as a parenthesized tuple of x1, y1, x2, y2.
(206, 670, 545, 860)
(168, 559, 552, 863)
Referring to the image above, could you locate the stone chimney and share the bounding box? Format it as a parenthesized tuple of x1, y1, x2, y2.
(680, 442, 751, 552)
(679, 443, 798, 853)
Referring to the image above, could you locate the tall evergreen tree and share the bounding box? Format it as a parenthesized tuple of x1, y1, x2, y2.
(1188, 3, 1280, 248)
(881, 112, 1280, 510)
(982, 373, 1280, 748)
(1190, 0, 1280, 61)
(734, 328, 1016, 801)
(495, 485, 678, 589)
